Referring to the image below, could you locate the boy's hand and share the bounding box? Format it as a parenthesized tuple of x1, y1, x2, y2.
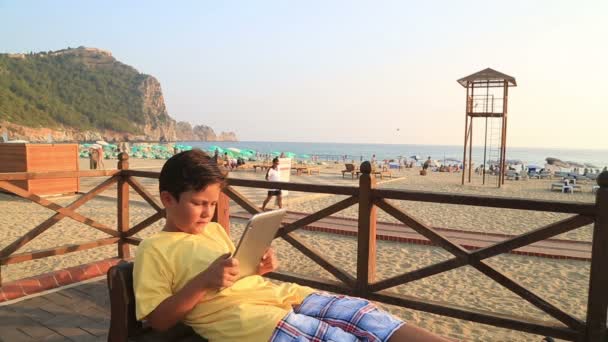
(200, 253, 240, 289)
(258, 248, 278, 275)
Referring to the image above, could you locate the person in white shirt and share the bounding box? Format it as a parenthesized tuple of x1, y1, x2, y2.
(262, 157, 283, 210)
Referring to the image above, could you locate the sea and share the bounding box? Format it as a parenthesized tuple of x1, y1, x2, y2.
(185, 141, 608, 169)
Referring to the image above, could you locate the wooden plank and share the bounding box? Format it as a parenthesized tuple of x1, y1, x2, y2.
(584, 176, 608, 341)
(281, 233, 356, 288)
(24, 144, 80, 195)
(212, 192, 231, 235)
(28, 178, 79, 195)
(0, 180, 120, 237)
(370, 216, 593, 292)
(227, 178, 359, 196)
(123, 237, 142, 246)
(0, 176, 119, 257)
(0, 170, 119, 180)
(370, 257, 466, 292)
(368, 292, 580, 341)
(126, 177, 163, 212)
(1, 238, 120, 265)
(0, 144, 26, 172)
(472, 215, 594, 261)
(376, 197, 583, 329)
(125, 211, 165, 237)
(123, 170, 160, 179)
(375, 198, 471, 257)
(356, 163, 377, 295)
(117, 153, 130, 259)
(277, 196, 358, 236)
(373, 189, 596, 215)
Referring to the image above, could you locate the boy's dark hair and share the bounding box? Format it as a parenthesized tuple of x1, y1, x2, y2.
(272, 157, 279, 163)
(159, 149, 226, 201)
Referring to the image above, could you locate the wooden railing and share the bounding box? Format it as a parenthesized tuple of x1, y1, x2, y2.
(0, 153, 606, 341)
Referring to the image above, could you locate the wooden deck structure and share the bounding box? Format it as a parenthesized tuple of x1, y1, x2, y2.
(0, 153, 607, 341)
(0, 143, 80, 195)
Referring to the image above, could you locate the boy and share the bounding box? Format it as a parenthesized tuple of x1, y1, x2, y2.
(133, 149, 449, 342)
(262, 157, 282, 210)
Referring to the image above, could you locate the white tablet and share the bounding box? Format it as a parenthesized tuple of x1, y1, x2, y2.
(233, 209, 287, 279)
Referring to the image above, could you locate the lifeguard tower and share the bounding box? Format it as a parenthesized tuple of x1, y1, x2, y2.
(458, 68, 516, 188)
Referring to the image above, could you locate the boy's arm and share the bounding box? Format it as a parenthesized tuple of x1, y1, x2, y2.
(145, 254, 240, 331)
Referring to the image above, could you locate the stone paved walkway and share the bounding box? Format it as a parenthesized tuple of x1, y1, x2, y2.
(0, 279, 109, 342)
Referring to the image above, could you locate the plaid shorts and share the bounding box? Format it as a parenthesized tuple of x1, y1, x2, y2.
(270, 293, 404, 342)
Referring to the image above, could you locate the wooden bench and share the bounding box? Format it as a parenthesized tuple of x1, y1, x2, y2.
(292, 166, 320, 176)
(253, 164, 270, 172)
(107, 262, 207, 342)
(550, 183, 581, 193)
(356, 170, 392, 179)
(341, 164, 356, 179)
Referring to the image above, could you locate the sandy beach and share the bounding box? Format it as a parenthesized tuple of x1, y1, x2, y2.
(0, 158, 598, 341)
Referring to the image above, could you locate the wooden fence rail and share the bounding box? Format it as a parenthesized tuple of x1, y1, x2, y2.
(0, 153, 605, 341)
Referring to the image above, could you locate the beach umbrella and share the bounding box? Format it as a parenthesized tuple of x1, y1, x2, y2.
(409, 155, 421, 161)
(506, 159, 523, 164)
(584, 163, 599, 168)
(96, 140, 109, 146)
(299, 154, 311, 159)
(443, 157, 461, 163)
(527, 165, 541, 169)
(208, 145, 224, 153)
(283, 152, 297, 158)
(227, 147, 241, 153)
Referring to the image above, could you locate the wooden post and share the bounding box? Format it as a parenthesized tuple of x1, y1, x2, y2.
(468, 83, 474, 183)
(468, 118, 473, 183)
(213, 192, 231, 236)
(461, 83, 470, 185)
(584, 171, 608, 341)
(356, 161, 377, 296)
(501, 81, 509, 186)
(117, 153, 130, 259)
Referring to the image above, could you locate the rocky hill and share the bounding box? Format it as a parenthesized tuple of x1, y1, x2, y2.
(0, 47, 237, 142)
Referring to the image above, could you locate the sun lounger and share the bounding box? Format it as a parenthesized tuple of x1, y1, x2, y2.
(253, 164, 271, 172)
(292, 165, 320, 176)
(356, 169, 392, 180)
(551, 183, 581, 193)
(342, 163, 356, 179)
(539, 171, 553, 179)
(506, 170, 520, 180)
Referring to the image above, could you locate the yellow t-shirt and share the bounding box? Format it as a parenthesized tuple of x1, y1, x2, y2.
(133, 223, 315, 342)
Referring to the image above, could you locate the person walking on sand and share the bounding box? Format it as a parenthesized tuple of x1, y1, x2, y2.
(262, 157, 282, 210)
(96, 146, 105, 169)
(89, 147, 98, 170)
(423, 156, 432, 171)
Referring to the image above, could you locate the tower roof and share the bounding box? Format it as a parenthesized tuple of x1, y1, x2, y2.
(457, 68, 517, 87)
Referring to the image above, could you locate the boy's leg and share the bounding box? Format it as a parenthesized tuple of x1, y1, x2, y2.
(262, 193, 273, 210)
(270, 311, 358, 342)
(388, 324, 452, 342)
(294, 293, 402, 341)
(276, 193, 283, 208)
(295, 293, 449, 342)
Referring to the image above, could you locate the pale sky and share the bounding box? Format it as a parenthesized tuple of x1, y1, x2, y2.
(1, 0, 607, 149)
